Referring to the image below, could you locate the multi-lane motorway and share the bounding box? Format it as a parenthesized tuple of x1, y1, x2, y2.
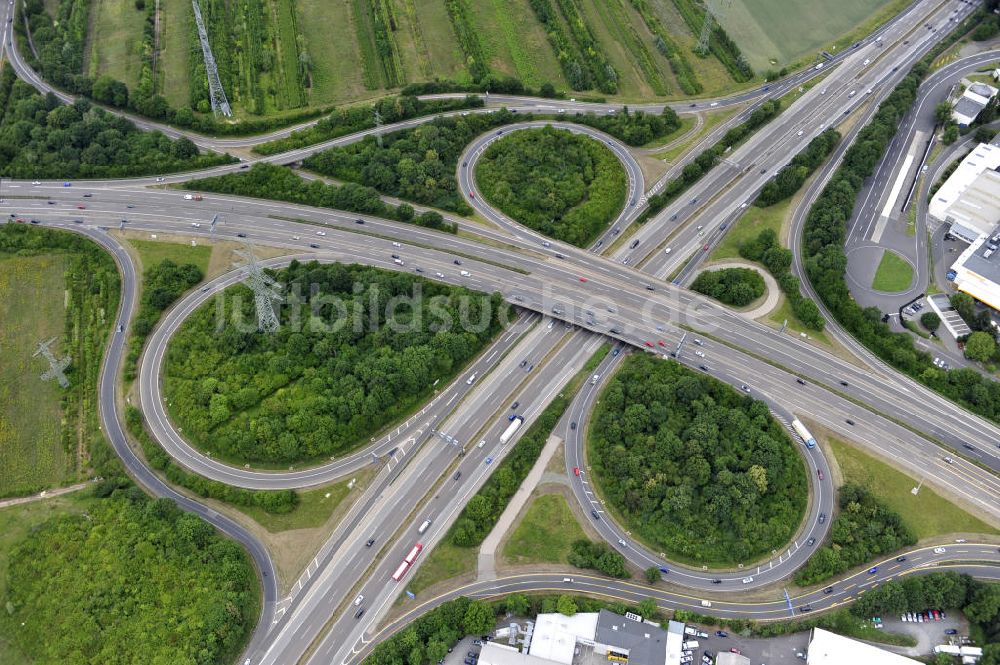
(2, 0, 1000, 662)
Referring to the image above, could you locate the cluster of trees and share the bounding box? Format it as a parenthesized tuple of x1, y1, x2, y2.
(126, 405, 299, 514)
(755, 129, 840, 206)
(794, 484, 915, 585)
(304, 108, 527, 215)
(528, 0, 618, 93)
(124, 259, 205, 381)
(164, 261, 507, 464)
(0, 491, 256, 665)
(187, 163, 456, 233)
(365, 598, 496, 665)
(740, 228, 824, 330)
(589, 355, 808, 565)
(0, 69, 231, 178)
(951, 293, 1000, 364)
(443, 0, 490, 83)
(691, 267, 765, 307)
(474, 127, 627, 247)
(401, 77, 571, 101)
(568, 539, 629, 578)
(972, 1, 1000, 40)
(670, 0, 753, 82)
(253, 95, 484, 155)
(451, 394, 570, 547)
(801, 63, 1000, 425)
(567, 106, 681, 146)
(639, 100, 782, 223)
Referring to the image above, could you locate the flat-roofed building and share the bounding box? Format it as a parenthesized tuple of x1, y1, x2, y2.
(807, 628, 922, 665)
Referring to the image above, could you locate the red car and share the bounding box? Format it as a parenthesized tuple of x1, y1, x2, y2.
(579, 277, 588, 283)
(730, 649, 742, 655)
(644, 341, 654, 348)
(657, 340, 666, 347)
(470, 192, 475, 199)
(817, 469, 824, 480)
(76, 204, 86, 209)
(702, 244, 710, 251)
(573, 466, 580, 476)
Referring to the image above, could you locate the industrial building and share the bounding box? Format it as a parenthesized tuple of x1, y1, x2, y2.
(928, 142, 1000, 242)
(479, 611, 681, 665)
(949, 233, 1000, 311)
(951, 81, 998, 126)
(805, 628, 921, 665)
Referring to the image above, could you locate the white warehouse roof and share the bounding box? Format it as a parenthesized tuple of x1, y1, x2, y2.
(807, 628, 921, 665)
(528, 613, 600, 665)
(929, 143, 1000, 223)
(480, 643, 563, 665)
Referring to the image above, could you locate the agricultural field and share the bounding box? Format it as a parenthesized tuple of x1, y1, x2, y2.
(85, 0, 149, 91)
(717, 0, 901, 70)
(0, 255, 74, 498)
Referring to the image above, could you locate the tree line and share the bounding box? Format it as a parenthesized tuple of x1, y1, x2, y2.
(475, 126, 627, 247)
(253, 95, 485, 155)
(589, 354, 808, 565)
(567, 106, 681, 147)
(950, 293, 1000, 365)
(740, 228, 824, 330)
(0, 489, 257, 665)
(304, 109, 528, 215)
(0, 68, 232, 178)
(801, 60, 1000, 426)
(794, 484, 915, 586)
(186, 163, 456, 233)
(691, 267, 765, 307)
(568, 539, 628, 578)
(755, 129, 840, 207)
(164, 261, 507, 465)
(639, 100, 783, 223)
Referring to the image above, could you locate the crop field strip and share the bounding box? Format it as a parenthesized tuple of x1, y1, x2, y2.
(443, 0, 490, 83)
(85, 0, 148, 91)
(466, 0, 568, 88)
(627, 0, 702, 95)
(670, 0, 753, 83)
(579, 0, 663, 97)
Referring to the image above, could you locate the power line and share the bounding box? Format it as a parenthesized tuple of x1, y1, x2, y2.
(34, 337, 71, 388)
(233, 244, 283, 333)
(191, 0, 232, 117)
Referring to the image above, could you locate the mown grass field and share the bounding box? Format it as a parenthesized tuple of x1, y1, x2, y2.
(86, 0, 148, 90)
(871, 249, 914, 292)
(0, 255, 75, 498)
(828, 437, 997, 538)
(406, 539, 477, 594)
(502, 492, 588, 565)
(717, 0, 898, 69)
(129, 238, 212, 275)
(159, 0, 193, 108)
(467, 0, 567, 88)
(712, 199, 790, 261)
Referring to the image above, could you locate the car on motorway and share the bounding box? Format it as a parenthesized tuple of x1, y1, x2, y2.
(846, 419, 855, 425)
(31, 180, 41, 185)
(618, 538, 627, 547)
(591, 510, 600, 520)
(796, 378, 807, 385)
(579, 277, 588, 282)
(817, 469, 824, 480)
(824, 586, 834, 594)
(699, 365, 709, 372)
(63, 182, 71, 187)
(237, 233, 246, 238)
(963, 443, 975, 451)
(702, 244, 709, 251)
(896, 556, 907, 562)
(355, 218, 365, 224)
(354, 608, 365, 619)
(943, 456, 954, 464)
(316, 230, 326, 236)
(573, 466, 580, 476)
(366, 538, 375, 547)
(354, 594, 364, 606)
(645, 341, 654, 347)
(934, 547, 947, 554)
(807, 537, 816, 546)
(711, 578, 721, 584)
(818, 512, 826, 524)
(454, 259, 462, 265)
(657, 340, 666, 347)
(309, 243, 319, 248)
(740, 384, 750, 392)
(868, 567, 878, 574)
(570, 422, 577, 430)
(83, 193, 92, 198)
(76, 204, 86, 209)
(453, 471, 462, 481)
(694, 350, 705, 358)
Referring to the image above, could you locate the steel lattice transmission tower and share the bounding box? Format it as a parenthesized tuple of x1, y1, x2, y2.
(374, 109, 384, 148)
(191, 0, 232, 117)
(696, 0, 732, 56)
(34, 337, 71, 388)
(234, 245, 283, 333)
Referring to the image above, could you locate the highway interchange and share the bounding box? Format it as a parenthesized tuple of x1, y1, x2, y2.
(2, 0, 1000, 662)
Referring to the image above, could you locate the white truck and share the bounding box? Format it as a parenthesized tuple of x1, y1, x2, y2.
(500, 416, 524, 444)
(791, 419, 817, 449)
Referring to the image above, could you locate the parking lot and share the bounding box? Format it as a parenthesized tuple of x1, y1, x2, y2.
(684, 625, 810, 665)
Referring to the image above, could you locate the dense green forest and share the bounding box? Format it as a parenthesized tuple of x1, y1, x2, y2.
(185, 163, 456, 233)
(304, 109, 527, 215)
(568, 539, 629, 578)
(0, 68, 231, 178)
(566, 107, 681, 146)
(164, 261, 507, 464)
(691, 267, 765, 307)
(589, 354, 807, 565)
(475, 127, 626, 246)
(795, 484, 915, 585)
(0, 491, 257, 665)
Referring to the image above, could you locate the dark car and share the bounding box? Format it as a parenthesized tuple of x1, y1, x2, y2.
(355, 218, 365, 224)
(511, 401, 519, 409)
(896, 556, 907, 562)
(963, 443, 975, 451)
(712, 579, 722, 584)
(309, 243, 320, 248)
(945, 629, 958, 635)
(715, 631, 728, 638)
(840, 381, 849, 387)
(391, 254, 400, 259)
(807, 537, 816, 546)
(237, 233, 247, 238)
(818, 512, 826, 524)
(454, 259, 462, 265)
(355, 609, 365, 619)
(468, 652, 478, 659)
(846, 419, 855, 425)
(796, 378, 807, 385)
(453, 471, 462, 481)
(570, 422, 577, 430)
(366, 538, 376, 547)
(699, 365, 709, 372)
(591, 510, 600, 520)
(646, 285, 655, 291)
(824, 586, 834, 594)
(800, 606, 813, 613)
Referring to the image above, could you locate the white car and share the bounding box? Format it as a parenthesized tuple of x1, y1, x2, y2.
(31, 180, 41, 185)
(191, 223, 201, 228)
(933, 547, 947, 554)
(292, 235, 300, 241)
(354, 594, 364, 606)
(392, 241, 401, 247)
(665, 247, 672, 254)
(316, 230, 326, 236)
(742, 576, 754, 584)
(435, 272, 445, 278)
(695, 350, 705, 358)
(797, 130, 804, 136)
